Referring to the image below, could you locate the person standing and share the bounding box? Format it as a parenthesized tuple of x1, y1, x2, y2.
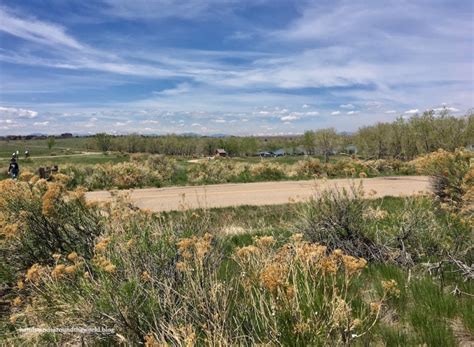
(8, 157, 19, 179)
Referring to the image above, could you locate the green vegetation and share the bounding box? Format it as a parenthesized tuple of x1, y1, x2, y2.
(46, 136, 56, 151)
(2, 112, 472, 160)
(1, 151, 472, 345)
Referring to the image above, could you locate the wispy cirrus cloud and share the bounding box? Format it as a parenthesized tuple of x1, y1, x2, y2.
(0, 0, 472, 135)
(0, 7, 84, 49)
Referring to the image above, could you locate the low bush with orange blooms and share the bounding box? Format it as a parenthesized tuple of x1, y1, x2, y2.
(0, 178, 104, 278)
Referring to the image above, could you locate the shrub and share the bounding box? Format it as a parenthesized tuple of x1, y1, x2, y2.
(249, 161, 286, 180)
(61, 159, 176, 190)
(377, 197, 471, 265)
(231, 236, 381, 345)
(294, 158, 323, 177)
(0, 179, 104, 280)
(411, 149, 472, 206)
(146, 155, 176, 181)
(298, 184, 471, 266)
(187, 160, 245, 184)
(299, 184, 388, 261)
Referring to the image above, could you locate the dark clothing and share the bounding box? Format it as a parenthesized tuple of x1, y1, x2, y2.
(8, 162, 19, 178)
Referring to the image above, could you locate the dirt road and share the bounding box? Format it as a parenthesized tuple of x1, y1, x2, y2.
(86, 176, 431, 212)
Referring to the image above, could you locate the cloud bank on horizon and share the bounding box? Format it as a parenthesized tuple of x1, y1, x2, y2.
(0, 0, 472, 135)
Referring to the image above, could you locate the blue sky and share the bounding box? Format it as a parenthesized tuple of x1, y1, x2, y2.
(0, 0, 472, 135)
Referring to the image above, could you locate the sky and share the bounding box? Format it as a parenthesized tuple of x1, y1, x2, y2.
(0, 0, 472, 136)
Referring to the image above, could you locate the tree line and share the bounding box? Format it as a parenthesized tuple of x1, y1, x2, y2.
(94, 111, 473, 160)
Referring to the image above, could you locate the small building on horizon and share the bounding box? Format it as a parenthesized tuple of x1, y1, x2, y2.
(215, 148, 227, 157)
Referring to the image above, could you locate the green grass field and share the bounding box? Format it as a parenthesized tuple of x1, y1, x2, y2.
(0, 153, 129, 180)
(0, 138, 93, 158)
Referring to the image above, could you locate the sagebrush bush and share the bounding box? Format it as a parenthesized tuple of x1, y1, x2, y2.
(0, 179, 104, 281)
(187, 159, 244, 183)
(249, 161, 287, 180)
(59, 155, 176, 190)
(299, 184, 388, 261)
(295, 158, 324, 177)
(377, 197, 472, 265)
(412, 149, 472, 205)
(298, 183, 472, 265)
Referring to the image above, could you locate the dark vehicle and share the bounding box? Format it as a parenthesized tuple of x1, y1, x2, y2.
(257, 151, 274, 157)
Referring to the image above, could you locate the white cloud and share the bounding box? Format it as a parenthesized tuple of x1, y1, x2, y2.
(280, 115, 299, 121)
(331, 111, 341, 115)
(340, 103, 355, 109)
(0, 7, 83, 50)
(33, 121, 49, 126)
(302, 104, 309, 108)
(0, 106, 38, 118)
(347, 111, 359, 115)
(214, 119, 226, 123)
(433, 107, 460, 112)
(115, 120, 133, 126)
(153, 82, 191, 96)
(404, 109, 419, 114)
(304, 111, 319, 116)
(140, 120, 159, 124)
(385, 110, 397, 114)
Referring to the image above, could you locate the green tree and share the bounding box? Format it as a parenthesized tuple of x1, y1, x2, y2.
(314, 128, 340, 162)
(47, 136, 56, 150)
(410, 111, 437, 153)
(303, 131, 315, 155)
(95, 133, 112, 152)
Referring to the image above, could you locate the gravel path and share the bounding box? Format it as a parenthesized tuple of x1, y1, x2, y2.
(86, 176, 431, 212)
